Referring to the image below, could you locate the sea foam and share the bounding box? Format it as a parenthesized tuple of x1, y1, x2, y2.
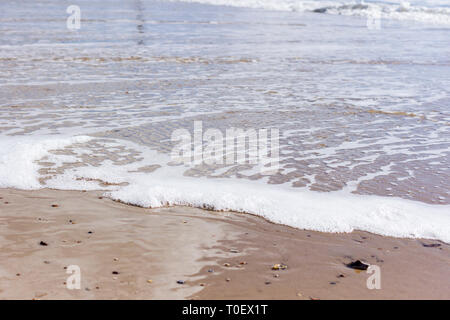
(170, 0, 450, 25)
(2, 135, 447, 243)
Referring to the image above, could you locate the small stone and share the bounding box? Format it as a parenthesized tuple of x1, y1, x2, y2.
(113, 257, 119, 261)
(297, 292, 303, 297)
(223, 263, 231, 267)
(239, 261, 247, 265)
(112, 271, 119, 275)
(273, 274, 279, 278)
(51, 204, 59, 208)
(96, 286, 100, 289)
(329, 282, 337, 285)
(98, 196, 103, 199)
(337, 274, 345, 278)
(207, 269, 214, 273)
(177, 280, 185, 285)
(422, 243, 441, 248)
(346, 260, 369, 270)
(88, 231, 93, 234)
(147, 279, 153, 284)
(43, 261, 50, 264)
(199, 283, 205, 287)
(265, 281, 271, 285)
(225, 278, 231, 282)
(85, 287, 90, 291)
(272, 263, 287, 270)
(39, 241, 48, 246)
(230, 249, 239, 253)
(112, 276, 118, 280)
(16, 273, 20, 276)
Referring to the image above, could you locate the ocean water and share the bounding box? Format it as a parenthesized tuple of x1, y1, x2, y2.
(0, 0, 449, 242)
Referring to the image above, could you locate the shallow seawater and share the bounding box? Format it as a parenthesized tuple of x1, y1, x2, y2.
(0, 0, 449, 241)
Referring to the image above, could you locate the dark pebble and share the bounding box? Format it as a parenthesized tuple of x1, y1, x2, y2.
(112, 271, 119, 275)
(422, 243, 441, 248)
(329, 282, 337, 285)
(207, 269, 214, 273)
(39, 241, 48, 246)
(177, 280, 185, 285)
(51, 204, 59, 208)
(338, 274, 345, 278)
(346, 260, 369, 270)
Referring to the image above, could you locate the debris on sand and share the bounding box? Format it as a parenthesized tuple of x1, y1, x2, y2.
(422, 243, 441, 248)
(51, 204, 59, 208)
(272, 263, 287, 270)
(346, 260, 369, 270)
(39, 241, 48, 246)
(112, 271, 119, 275)
(177, 280, 185, 285)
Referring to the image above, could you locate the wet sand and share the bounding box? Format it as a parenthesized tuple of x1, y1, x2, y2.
(0, 188, 448, 300)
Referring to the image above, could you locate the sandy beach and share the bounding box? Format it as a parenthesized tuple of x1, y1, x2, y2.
(0, 188, 448, 300)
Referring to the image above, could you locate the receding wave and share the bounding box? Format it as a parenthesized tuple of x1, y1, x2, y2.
(171, 0, 450, 25)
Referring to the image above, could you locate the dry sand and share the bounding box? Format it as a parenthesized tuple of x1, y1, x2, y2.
(0, 188, 448, 300)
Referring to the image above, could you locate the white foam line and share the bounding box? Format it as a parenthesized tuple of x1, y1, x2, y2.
(1, 135, 448, 243)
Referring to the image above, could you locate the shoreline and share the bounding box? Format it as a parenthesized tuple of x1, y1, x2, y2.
(0, 188, 448, 299)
